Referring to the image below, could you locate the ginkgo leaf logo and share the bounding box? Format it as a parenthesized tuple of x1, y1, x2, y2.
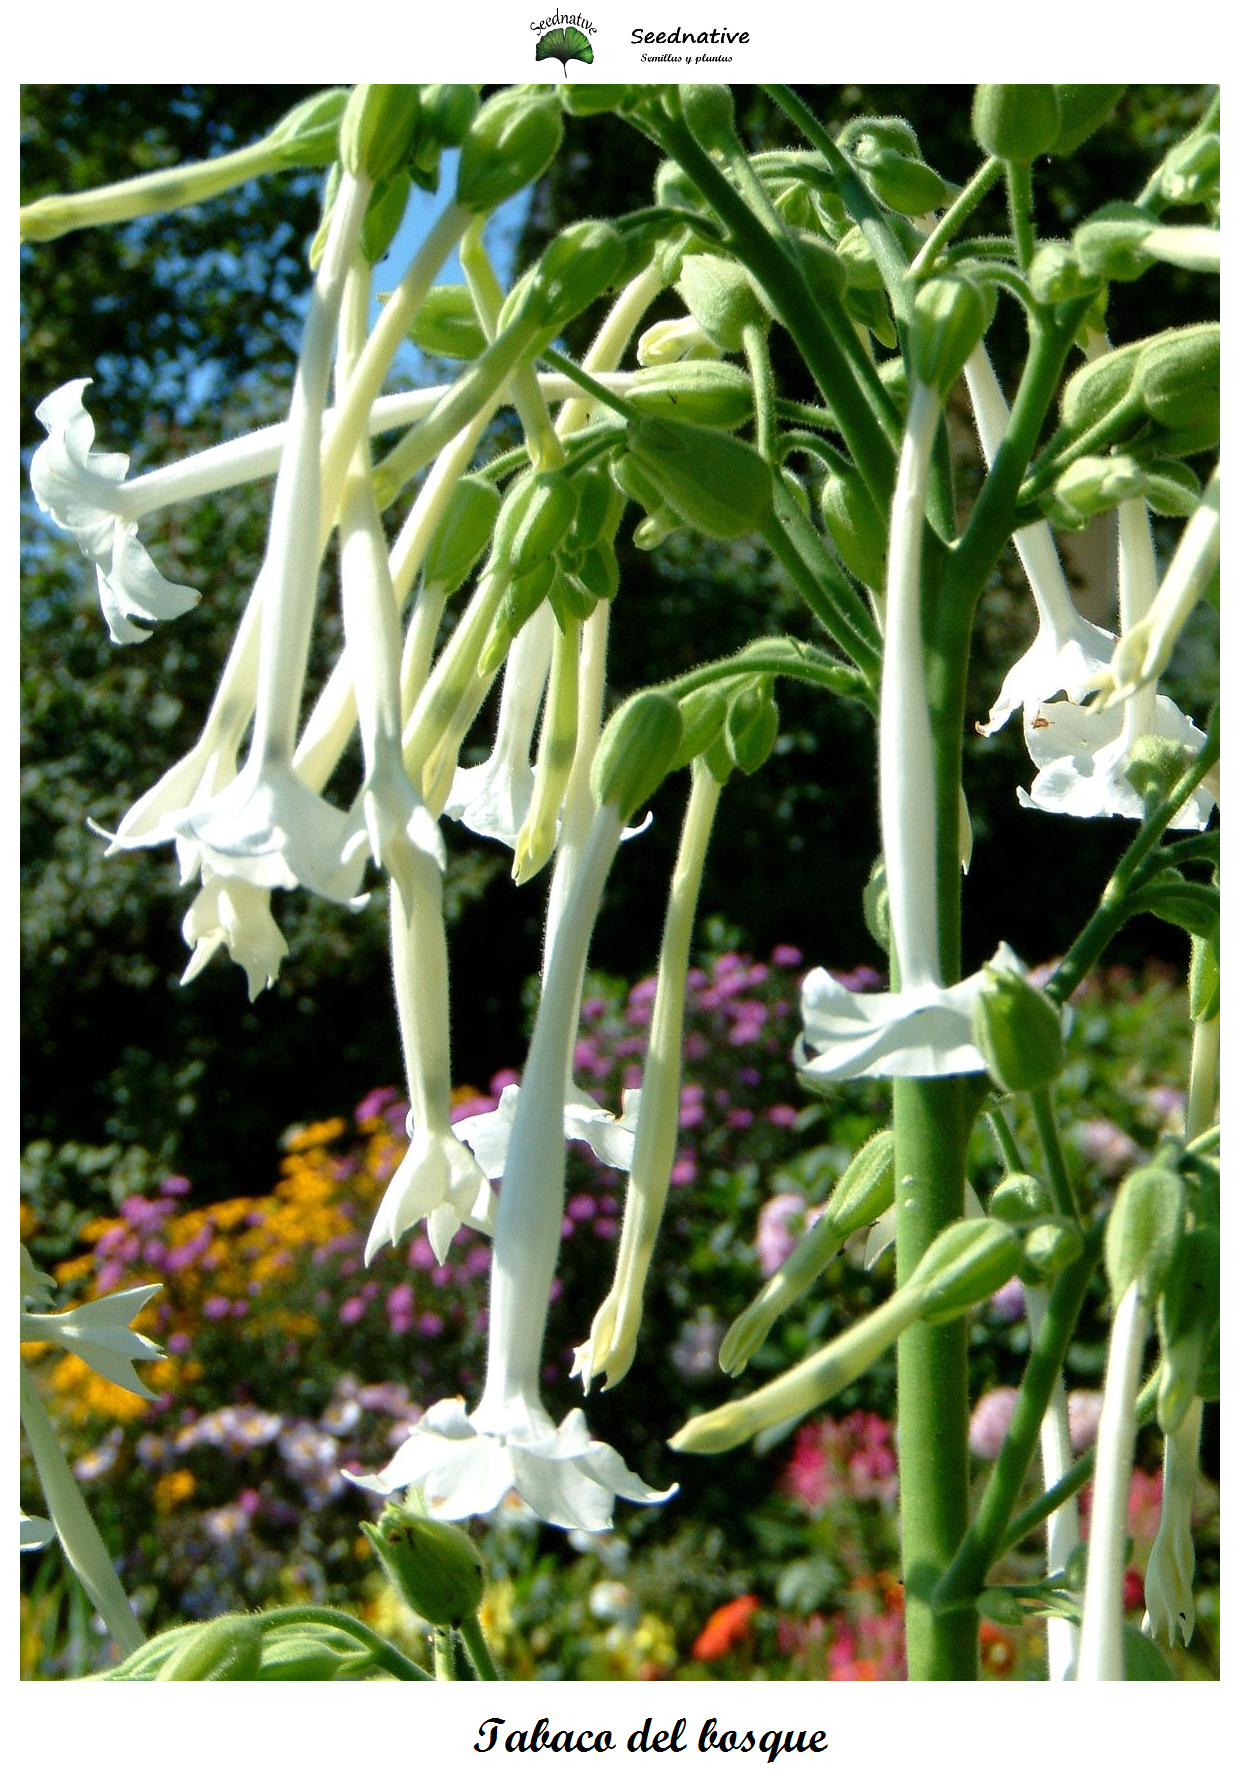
(535, 25, 595, 73)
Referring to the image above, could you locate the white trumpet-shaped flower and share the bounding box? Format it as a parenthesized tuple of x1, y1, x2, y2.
(454, 1080, 641, 1179)
(364, 830, 494, 1268)
(21, 1277, 164, 1401)
(1143, 1397, 1203, 1649)
(964, 349, 1115, 735)
(798, 382, 1014, 1086)
(180, 874, 289, 1001)
(1077, 1281, 1150, 1680)
(445, 605, 554, 847)
(351, 805, 674, 1529)
(30, 379, 200, 644)
(1018, 502, 1215, 831)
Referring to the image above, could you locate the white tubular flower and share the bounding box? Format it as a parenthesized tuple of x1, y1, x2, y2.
(21, 1281, 164, 1401)
(575, 761, 722, 1392)
(797, 382, 1014, 1086)
(1018, 500, 1215, 831)
(364, 832, 494, 1268)
(455, 1081, 640, 1179)
(1144, 1396, 1203, 1649)
(1077, 1280, 1150, 1681)
(1023, 1284, 1080, 1681)
(964, 349, 1114, 735)
(180, 874, 289, 1001)
(351, 804, 674, 1530)
(445, 605, 555, 847)
(30, 379, 200, 645)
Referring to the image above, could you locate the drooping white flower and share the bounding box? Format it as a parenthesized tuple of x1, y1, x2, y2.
(1077, 1280, 1150, 1681)
(454, 1080, 641, 1180)
(366, 1121, 496, 1269)
(445, 605, 554, 847)
(180, 874, 289, 1000)
(30, 379, 200, 644)
(21, 1280, 164, 1400)
(964, 349, 1115, 735)
(1017, 693, 1215, 829)
(1143, 1397, 1203, 1649)
(351, 805, 673, 1529)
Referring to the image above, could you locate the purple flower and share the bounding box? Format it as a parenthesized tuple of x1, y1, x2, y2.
(989, 1276, 1027, 1323)
(567, 1193, 597, 1222)
(771, 944, 802, 968)
(969, 1386, 1019, 1460)
(1067, 1389, 1104, 1453)
(160, 1174, 192, 1198)
(755, 1191, 809, 1277)
(355, 1087, 400, 1124)
(768, 1104, 799, 1128)
(670, 1154, 697, 1188)
(338, 1296, 368, 1324)
(1076, 1118, 1141, 1176)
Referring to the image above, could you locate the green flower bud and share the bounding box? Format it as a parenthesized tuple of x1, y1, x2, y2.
(494, 470, 579, 579)
(559, 85, 639, 118)
(1059, 338, 1144, 434)
(988, 1172, 1053, 1225)
(1159, 132, 1219, 206)
(341, 84, 423, 185)
(910, 275, 994, 399)
(725, 678, 780, 775)
(520, 220, 627, 332)
(877, 356, 908, 408)
(624, 418, 774, 540)
(677, 81, 736, 147)
(1139, 456, 1203, 518)
(1073, 203, 1161, 283)
(1105, 1163, 1187, 1307)
(548, 567, 598, 628)
(672, 685, 730, 772)
(259, 1629, 374, 1681)
(591, 691, 684, 819)
(408, 285, 488, 361)
(839, 116, 923, 162)
(843, 282, 899, 351)
(360, 172, 412, 265)
(1049, 86, 1126, 155)
(362, 1503, 487, 1627)
(573, 541, 620, 603)
(1029, 241, 1098, 307)
(566, 467, 624, 553)
(792, 232, 847, 310)
(1156, 1226, 1218, 1433)
(909, 1218, 1025, 1324)
(457, 87, 564, 215)
(155, 1614, 264, 1681)
(676, 252, 769, 353)
(836, 225, 885, 292)
(972, 86, 1062, 163)
(625, 361, 753, 429)
(265, 89, 350, 169)
(861, 146, 955, 217)
(495, 559, 556, 660)
(654, 157, 706, 213)
(418, 85, 479, 151)
(972, 960, 1065, 1093)
(1018, 1217, 1084, 1284)
(819, 463, 888, 590)
(824, 1129, 896, 1235)
(424, 475, 501, 594)
(1188, 934, 1219, 1023)
(1046, 453, 1146, 529)
(1134, 324, 1219, 436)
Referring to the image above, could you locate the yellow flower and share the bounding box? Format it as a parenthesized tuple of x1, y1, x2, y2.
(153, 1469, 197, 1515)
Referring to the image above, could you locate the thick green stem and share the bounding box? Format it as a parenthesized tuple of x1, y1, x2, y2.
(459, 1611, 501, 1681)
(893, 1077, 980, 1679)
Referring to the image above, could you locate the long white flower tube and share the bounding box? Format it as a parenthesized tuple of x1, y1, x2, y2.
(444, 605, 555, 846)
(574, 759, 722, 1392)
(352, 804, 674, 1528)
(1076, 1280, 1150, 1680)
(1143, 1396, 1203, 1648)
(798, 381, 1006, 1083)
(963, 348, 1115, 734)
(1022, 1284, 1080, 1681)
(1018, 499, 1215, 830)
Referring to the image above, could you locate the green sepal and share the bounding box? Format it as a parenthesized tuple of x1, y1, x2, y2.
(341, 84, 423, 185)
(591, 692, 684, 819)
(972, 962, 1065, 1094)
(154, 1614, 264, 1681)
(1049, 86, 1126, 155)
(625, 361, 754, 429)
(819, 464, 887, 590)
(1105, 1163, 1186, 1307)
(908, 1218, 1025, 1324)
(456, 87, 564, 214)
(624, 418, 774, 539)
(909, 274, 995, 399)
(408, 285, 489, 361)
(1124, 870, 1219, 950)
(362, 1503, 487, 1627)
(824, 1129, 895, 1236)
(1018, 1217, 1084, 1285)
(679, 83, 737, 153)
(676, 252, 769, 353)
(423, 475, 501, 594)
(1188, 934, 1219, 1023)
(360, 172, 412, 265)
(971, 85, 1061, 163)
(265, 89, 351, 169)
(724, 678, 780, 776)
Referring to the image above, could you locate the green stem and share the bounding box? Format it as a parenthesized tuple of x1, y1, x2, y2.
(434, 1627, 462, 1680)
(1006, 161, 1036, 271)
(742, 321, 778, 462)
(540, 346, 644, 423)
(458, 1611, 501, 1681)
(659, 640, 873, 710)
(1001, 1378, 1158, 1555)
(893, 1077, 981, 1679)
(762, 491, 883, 683)
(910, 159, 1006, 280)
(256, 1605, 431, 1681)
(988, 1106, 1026, 1175)
(933, 1232, 1101, 1610)
(1030, 1086, 1083, 1222)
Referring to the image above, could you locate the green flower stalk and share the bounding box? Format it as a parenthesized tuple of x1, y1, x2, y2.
(574, 758, 723, 1391)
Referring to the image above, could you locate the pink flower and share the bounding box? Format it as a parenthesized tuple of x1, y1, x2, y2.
(755, 1191, 808, 1277)
(969, 1386, 1019, 1460)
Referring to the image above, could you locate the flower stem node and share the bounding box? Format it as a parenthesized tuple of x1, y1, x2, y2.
(1104, 1164, 1187, 1308)
(623, 418, 774, 539)
(972, 85, 1061, 163)
(591, 692, 684, 822)
(909, 276, 995, 401)
(456, 87, 564, 214)
(971, 961, 1065, 1093)
(361, 1502, 487, 1627)
(907, 1218, 1025, 1324)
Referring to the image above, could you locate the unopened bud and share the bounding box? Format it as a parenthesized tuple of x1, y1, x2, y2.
(1159, 132, 1219, 206)
(988, 1172, 1053, 1225)
(672, 685, 730, 772)
(1105, 1164, 1186, 1307)
(635, 315, 718, 366)
(676, 252, 769, 353)
(360, 173, 412, 264)
(362, 1503, 487, 1627)
(408, 286, 488, 361)
(910, 275, 994, 399)
(265, 89, 350, 169)
(679, 83, 736, 152)
(559, 85, 639, 118)
(972, 85, 1061, 163)
(1046, 453, 1146, 528)
(909, 1218, 1025, 1324)
(418, 85, 480, 152)
(1073, 203, 1165, 283)
(836, 225, 885, 292)
(591, 692, 684, 819)
(457, 88, 564, 214)
(626, 361, 753, 428)
(155, 1614, 263, 1681)
(1029, 241, 1097, 307)
(1134, 323, 1219, 441)
(725, 679, 780, 775)
(1139, 455, 1203, 518)
(972, 958, 1065, 1093)
(624, 418, 774, 539)
(424, 475, 501, 594)
(820, 463, 888, 590)
(825, 1129, 896, 1235)
(341, 84, 423, 184)
(861, 146, 954, 216)
(494, 470, 579, 579)
(1018, 1217, 1084, 1284)
(1188, 934, 1219, 1023)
